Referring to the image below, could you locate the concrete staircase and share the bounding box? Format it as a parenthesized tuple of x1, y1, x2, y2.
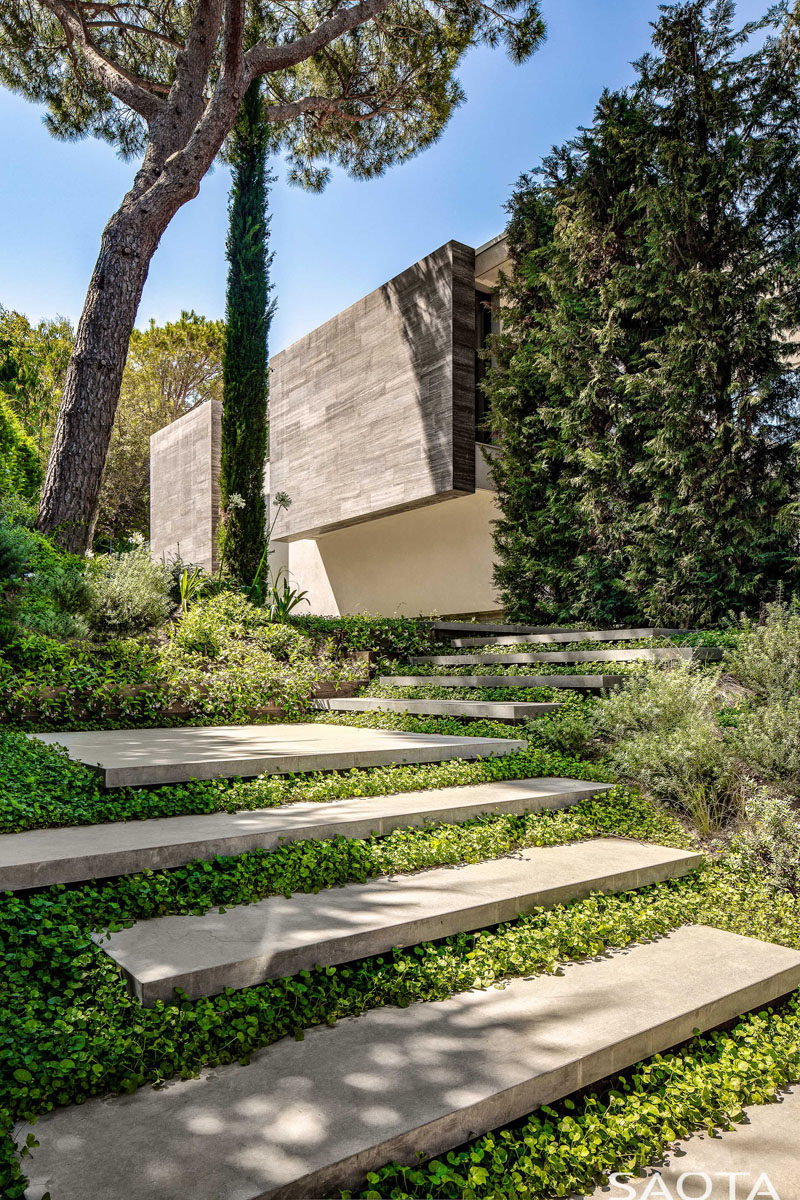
(19, 926, 800, 1200)
(14, 621, 792, 1199)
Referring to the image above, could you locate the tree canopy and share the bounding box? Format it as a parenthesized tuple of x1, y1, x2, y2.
(486, 0, 800, 626)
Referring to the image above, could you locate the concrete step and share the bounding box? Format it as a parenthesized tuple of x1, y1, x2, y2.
(452, 627, 687, 648)
(411, 647, 723, 666)
(379, 674, 625, 690)
(20, 926, 800, 1200)
(588, 1086, 799, 1199)
(0, 777, 610, 892)
(314, 697, 560, 720)
(99, 838, 703, 1005)
(431, 621, 562, 635)
(32, 722, 526, 788)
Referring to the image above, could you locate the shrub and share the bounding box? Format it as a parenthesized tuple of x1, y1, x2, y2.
(610, 721, 739, 820)
(87, 545, 174, 633)
(724, 600, 800, 700)
(593, 664, 739, 822)
(733, 697, 800, 788)
(729, 791, 800, 894)
(593, 662, 720, 741)
(170, 591, 310, 659)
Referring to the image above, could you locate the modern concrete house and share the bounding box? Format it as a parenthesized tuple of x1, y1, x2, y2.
(150, 233, 511, 616)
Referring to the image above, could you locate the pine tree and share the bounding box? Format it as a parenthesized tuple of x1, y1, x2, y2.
(220, 79, 273, 585)
(487, 1, 800, 625)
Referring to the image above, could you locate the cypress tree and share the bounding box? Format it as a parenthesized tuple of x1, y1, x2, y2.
(487, 0, 800, 625)
(220, 78, 273, 584)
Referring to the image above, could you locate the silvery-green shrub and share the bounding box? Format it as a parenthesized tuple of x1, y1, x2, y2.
(87, 545, 173, 633)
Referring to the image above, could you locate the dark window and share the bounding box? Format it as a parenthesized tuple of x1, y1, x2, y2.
(475, 290, 495, 444)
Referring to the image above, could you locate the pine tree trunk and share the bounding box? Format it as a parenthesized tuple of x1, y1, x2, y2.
(37, 205, 161, 551)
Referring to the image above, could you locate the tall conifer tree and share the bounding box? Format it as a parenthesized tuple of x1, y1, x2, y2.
(487, 1, 800, 625)
(221, 78, 273, 584)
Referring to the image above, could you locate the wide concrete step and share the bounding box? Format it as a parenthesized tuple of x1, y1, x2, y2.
(32, 722, 526, 788)
(99, 838, 702, 1005)
(314, 697, 560, 720)
(0, 778, 610, 891)
(20, 926, 800, 1200)
(379, 674, 625, 690)
(411, 647, 723, 666)
(452, 627, 687, 648)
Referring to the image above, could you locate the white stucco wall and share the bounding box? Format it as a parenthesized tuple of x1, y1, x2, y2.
(278, 479, 501, 617)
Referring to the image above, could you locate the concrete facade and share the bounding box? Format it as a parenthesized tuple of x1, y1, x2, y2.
(150, 236, 514, 615)
(270, 240, 478, 541)
(150, 399, 221, 573)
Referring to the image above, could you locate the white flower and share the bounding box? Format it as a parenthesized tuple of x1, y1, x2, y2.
(228, 493, 246, 510)
(131, 531, 146, 547)
(85, 549, 94, 559)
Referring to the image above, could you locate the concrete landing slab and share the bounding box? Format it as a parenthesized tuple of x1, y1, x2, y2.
(19, 927, 800, 1200)
(588, 1086, 800, 1199)
(314, 698, 560, 720)
(380, 674, 625, 689)
(99, 838, 702, 1004)
(453, 628, 686, 648)
(411, 648, 723, 666)
(0, 778, 611, 891)
(31, 723, 526, 788)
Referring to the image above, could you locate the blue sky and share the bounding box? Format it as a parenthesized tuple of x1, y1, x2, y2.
(0, 0, 767, 354)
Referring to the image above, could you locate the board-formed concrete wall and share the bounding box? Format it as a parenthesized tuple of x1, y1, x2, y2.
(269, 240, 477, 541)
(149, 400, 221, 572)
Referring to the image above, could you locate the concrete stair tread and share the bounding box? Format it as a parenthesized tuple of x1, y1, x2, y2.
(0, 777, 611, 891)
(379, 674, 625, 689)
(431, 621, 561, 635)
(32, 722, 526, 788)
(314, 697, 560, 719)
(19, 926, 800, 1200)
(98, 837, 703, 1005)
(453, 627, 688, 648)
(411, 647, 723, 666)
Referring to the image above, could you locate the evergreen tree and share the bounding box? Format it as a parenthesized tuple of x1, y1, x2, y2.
(220, 79, 273, 584)
(487, 1, 800, 625)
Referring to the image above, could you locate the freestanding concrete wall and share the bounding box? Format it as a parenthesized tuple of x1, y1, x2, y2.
(269, 240, 477, 541)
(150, 399, 221, 572)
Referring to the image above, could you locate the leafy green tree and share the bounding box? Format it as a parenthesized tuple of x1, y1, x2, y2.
(487, 0, 800, 626)
(0, 0, 545, 551)
(0, 395, 42, 499)
(95, 312, 224, 545)
(220, 79, 272, 584)
(0, 307, 74, 462)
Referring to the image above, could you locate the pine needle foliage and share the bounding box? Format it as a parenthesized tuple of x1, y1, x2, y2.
(487, 1, 800, 626)
(220, 79, 274, 585)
